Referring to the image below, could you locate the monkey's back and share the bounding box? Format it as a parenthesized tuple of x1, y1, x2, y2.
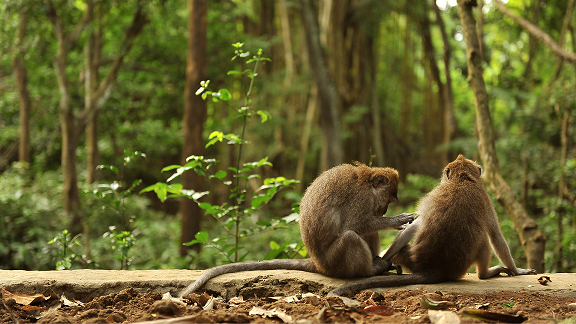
(410, 179, 490, 281)
(299, 164, 376, 274)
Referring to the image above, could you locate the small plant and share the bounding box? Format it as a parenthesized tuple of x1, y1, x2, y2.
(48, 229, 80, 270)
(103, 226, 135, 270)
(94, 150, 146, 229)
(141, 43, 299, 264)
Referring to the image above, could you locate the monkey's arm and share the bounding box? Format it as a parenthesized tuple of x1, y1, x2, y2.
(380, 216, 421, 261)
(486, 214, 537, 276)
(356, 212, 414, 236)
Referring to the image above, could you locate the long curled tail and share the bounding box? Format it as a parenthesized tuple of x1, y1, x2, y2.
(179, 259, 317, 298)
(328, 273, 440, 296)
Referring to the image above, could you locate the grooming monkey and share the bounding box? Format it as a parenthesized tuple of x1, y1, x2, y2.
(329, 155, 536, 296)
(179, 162, 414, 297)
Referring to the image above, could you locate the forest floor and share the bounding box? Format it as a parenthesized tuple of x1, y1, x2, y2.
(1, 270, 575, 323)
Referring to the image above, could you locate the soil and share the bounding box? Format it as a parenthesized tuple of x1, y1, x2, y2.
(2, 286, 576, 323)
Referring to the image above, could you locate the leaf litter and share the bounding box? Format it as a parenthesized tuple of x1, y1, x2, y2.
(1, 286, 576, 323)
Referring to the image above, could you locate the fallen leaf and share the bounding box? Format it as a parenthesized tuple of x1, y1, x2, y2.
(428, 310, 460, 324)
(228, 295, 245, 306)
(462, 309, 526, 323)
(249, 307, 293, 323)
(420, 293, 453, 310)
(1, 288, 57, 305)
(474, 303, 490, 309)
(363, 305, 396, 316)
(17, 305, 46, 311)
(302, 294, 320, 306)
(61, 294, 83, 307)
(538, 276, 552, 285)
(202, 297, 215, 310)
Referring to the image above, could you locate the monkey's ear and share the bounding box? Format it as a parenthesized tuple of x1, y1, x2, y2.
(478, 165, 482, 175)
(371, 174, 389, 189)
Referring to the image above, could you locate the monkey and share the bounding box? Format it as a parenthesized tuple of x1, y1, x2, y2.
(328, 155, 537, 296)
(178, 162, 414, 298)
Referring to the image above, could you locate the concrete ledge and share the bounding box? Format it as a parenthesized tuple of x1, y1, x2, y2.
(0, 270, 573, 302)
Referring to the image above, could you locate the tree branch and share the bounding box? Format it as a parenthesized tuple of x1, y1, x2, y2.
(494, 0, 576, 63)
(78, 2, 149, 130)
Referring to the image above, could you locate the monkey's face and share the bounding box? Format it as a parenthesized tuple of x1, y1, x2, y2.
(442, 154, 482, 183)
(370, 170, 399, 215)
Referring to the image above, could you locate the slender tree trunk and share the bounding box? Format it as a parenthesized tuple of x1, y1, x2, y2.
(180, 0, 208, 256)
(296, 86, 318, 192)
(13, 11, 32, 166)
(300, 0, 343, 169)
(86, 2, 102, 184)
(47, 1, 147, 236)
(432, 0, 456, 166)
(457, 0, 546, 272)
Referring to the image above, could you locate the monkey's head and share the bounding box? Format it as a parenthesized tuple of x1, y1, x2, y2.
(355, 162, 400, 215)
(441, 154, 482, 184)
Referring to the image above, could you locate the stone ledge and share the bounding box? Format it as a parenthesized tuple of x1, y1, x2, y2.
(0, 270, 572, 302)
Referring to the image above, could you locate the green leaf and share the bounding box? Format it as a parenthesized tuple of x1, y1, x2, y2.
(161, 165, 181, 172)
(218, 89, 232, 101)
(227, 70, 242, 75)
(256, 110, 271, 123)
(96, 164, 119, 174)
(251, 195, 268, 209)
(195, 231, 209, 243)
(269, 241, 280, 250)
(198, 202, 213, 210)
(214, 170, 227, 180)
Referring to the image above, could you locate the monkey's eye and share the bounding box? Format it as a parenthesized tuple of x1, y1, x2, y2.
(445, 168, 450, 179)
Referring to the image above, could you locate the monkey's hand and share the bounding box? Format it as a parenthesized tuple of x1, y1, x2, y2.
(372, 257, 403, 275)
(395, 212, 415, 230)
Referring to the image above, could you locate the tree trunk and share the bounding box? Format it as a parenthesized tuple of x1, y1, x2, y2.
(457, 0, 546, 272)
(432, 0, 456, 166)
(300, 0, 343, 169)
(86, 2, 102, 184)
(180, 0, 208, 256)
(13, 11, 32, 166)
(47, 1, 147, 236)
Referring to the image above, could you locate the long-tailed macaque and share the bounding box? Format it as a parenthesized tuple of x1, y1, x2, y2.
(329, 155, 536, 296)
(178, 163, 414, 298)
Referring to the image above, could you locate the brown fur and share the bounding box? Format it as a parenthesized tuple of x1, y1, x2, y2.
(329, 155, 536, 296)
(179, 163, 413, 297)
(299, 163, 412, 278)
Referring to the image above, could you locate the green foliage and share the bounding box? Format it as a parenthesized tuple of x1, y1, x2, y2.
(48, 230, 80, 270)
(142, 44, 299, 265)
(103, 226, 135, 270)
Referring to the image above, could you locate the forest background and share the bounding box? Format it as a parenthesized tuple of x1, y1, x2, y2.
(0, 0, 575, 275)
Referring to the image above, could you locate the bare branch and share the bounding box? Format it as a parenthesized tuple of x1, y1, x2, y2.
(78, 2, 149, 130)
(493, 0, 576, 64)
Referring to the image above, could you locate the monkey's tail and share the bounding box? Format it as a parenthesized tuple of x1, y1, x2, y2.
(179, 259, 317, 298)
(328, 273, 440, 296)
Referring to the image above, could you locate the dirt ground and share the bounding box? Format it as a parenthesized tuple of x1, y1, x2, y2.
(2, 285, 576, 323)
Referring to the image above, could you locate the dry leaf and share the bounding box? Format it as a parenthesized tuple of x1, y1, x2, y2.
(249, 306, 293, 323)
(462, 308, 526, 323)
(2, 288, 56, 306)
(537, 276, 551, 285)
(228, 295, 245, 306)
(202, 297, 215, 310)
(363, 305, 396, 316)
(420, 293, 454, 310)
(61, 294, 84, 307)
(428, 310, 460, 324)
